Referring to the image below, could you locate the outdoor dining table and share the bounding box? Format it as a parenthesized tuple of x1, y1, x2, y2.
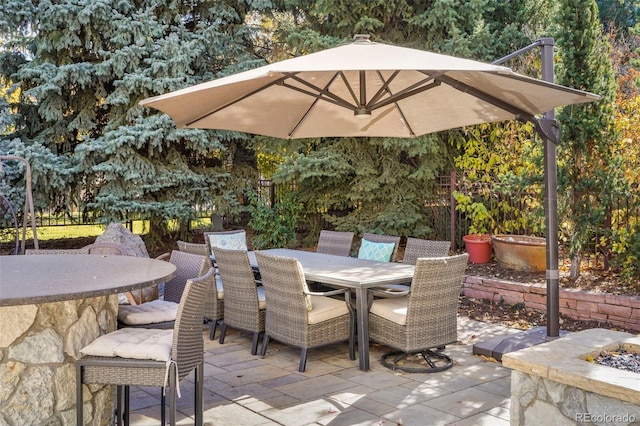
(0, 254, 176, 424)
(212, 248, 415, 371)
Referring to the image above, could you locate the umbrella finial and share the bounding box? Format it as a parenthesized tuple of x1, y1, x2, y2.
(353, 34, 371, 44)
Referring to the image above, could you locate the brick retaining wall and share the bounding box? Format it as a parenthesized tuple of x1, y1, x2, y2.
(462, 275, 640, 331)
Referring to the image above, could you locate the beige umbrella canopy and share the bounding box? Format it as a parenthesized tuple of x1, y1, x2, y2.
(140, 35, 599, 139)
(141, 35, 602, 346)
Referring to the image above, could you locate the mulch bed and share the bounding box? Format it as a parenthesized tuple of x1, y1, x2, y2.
(462, 259, 639, 333)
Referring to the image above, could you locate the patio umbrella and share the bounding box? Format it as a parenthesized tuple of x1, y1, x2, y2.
(140, 35, 600, 345)
(139, 35, 599, 140)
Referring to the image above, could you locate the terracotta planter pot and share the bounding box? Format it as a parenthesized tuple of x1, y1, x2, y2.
(491, 234, 546, 272)
(462, 234, 492, 264)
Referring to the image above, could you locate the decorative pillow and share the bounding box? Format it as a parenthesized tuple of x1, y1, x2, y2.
(80, 328, 173, 361)
(118, 300, 178, 325)
(357, 239, 395, 262)
(208, 231, 247, 253)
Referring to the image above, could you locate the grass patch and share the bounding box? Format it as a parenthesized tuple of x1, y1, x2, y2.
(1, 217, 214, 242)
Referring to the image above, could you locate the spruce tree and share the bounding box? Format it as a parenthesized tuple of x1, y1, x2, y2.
(555, 0, 618, 277)
(1, 0, 269, 246)
(257, 1, 553, 240)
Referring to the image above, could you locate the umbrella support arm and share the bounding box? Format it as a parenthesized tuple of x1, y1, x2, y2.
(534, 118, 560, 144)
(494, 38, 561, 339)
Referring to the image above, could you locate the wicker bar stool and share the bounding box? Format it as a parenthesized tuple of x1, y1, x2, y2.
(117, 251, 210, 328)
(76, 269, 211, 426)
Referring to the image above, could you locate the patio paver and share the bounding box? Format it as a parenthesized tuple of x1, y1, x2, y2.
(126, 316, 518, 425)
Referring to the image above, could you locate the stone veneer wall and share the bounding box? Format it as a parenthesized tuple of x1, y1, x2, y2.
(511, 370, 640, 425)
(0, 295, 118, 426)
(462, 276, 640, 331)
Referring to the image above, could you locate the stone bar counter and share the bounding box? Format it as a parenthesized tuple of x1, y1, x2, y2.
(0, 255, 176, 426)
(502, 328, 640, 425)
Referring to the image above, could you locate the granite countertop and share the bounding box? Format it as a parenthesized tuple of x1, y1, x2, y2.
(0, 254, 176, 306)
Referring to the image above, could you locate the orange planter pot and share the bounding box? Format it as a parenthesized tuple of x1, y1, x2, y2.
(491, 234, 546, 272)
(462, 234, 492, 264)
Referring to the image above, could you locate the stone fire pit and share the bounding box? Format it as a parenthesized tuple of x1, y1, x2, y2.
(503, 328, 640, 425)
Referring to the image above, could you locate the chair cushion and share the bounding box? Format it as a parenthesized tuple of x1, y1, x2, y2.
(370, 297, 408, 325)
(80, 328, 173, 361)
(118, 300, 178, 325)
(208, 231, 247, 253)
(357, 239, 395, 262)
(307, 295, 350, 324)
(257, 285, 266, 310)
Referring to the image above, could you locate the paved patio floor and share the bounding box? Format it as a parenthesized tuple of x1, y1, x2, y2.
(126, 317, 521, 425)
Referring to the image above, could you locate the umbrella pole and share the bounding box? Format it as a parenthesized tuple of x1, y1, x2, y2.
(493, 38, 561, 339)
(540, 39, 560, 339)
(473, 39, 564, 360)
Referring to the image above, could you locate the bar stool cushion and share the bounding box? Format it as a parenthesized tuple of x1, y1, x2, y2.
(118, 300, 178, 325)
(80, 328, 173, 361)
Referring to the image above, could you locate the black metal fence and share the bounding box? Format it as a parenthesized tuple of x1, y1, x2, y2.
(2, 173, 639, 268)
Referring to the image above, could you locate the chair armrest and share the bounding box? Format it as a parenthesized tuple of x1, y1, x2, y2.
(368, 288, 410, 298)
(304, 288, 348, 297)
(367, 287, 409, 310)
(156, 252, 171, 261)
(305, 288, 354, 314)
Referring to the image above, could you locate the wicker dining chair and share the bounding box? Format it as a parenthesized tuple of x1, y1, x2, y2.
(368, 253, 469, 373)
(402, 237, 451, 265)
(76, 269, 210, 426)
(255, 251, 355, 372)
(117, 250, 210, 329)
(177, 241, 225, 339)
(359, 232, 402, 262)
(204, 272, 225, 340)
(177, 240, 209, 256)
(316, 230, 354, 257)
(213, 247, 265, 355)
(369, 237, 452, 295)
